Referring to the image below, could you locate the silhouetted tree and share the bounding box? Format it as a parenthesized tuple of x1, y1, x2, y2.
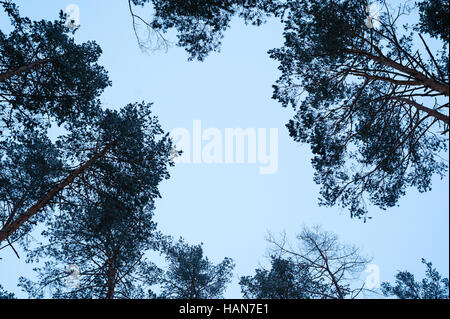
(0, 1, 109, 128)
(19, 206, 163, 299)
(18, 104, 174, 299)
(418, 0, 449, 42)
(160, 238, 234, 299)
(0, 102, 174, 248)
(0, 129, 63, 254)
(0, 1, 110, 248)
(381, 258, 449, 299)
(0, 285, 14, 299)
(268, 0, 449, 219)
(267, 226, 371, 299)
(127, 0, 274, 60)
(240, 256, 324, 299)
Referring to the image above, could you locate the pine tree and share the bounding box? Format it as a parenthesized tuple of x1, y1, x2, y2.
(382, 259, 449, 299)
(0, 1, 110, 247)
(0, 1, 110, 128)
(240, 256, 319, 299)
(127, 0, 273, 60)
(159, 238, 234, 299)
(18, 103, 174, 299)
(267, 0, 449, 218)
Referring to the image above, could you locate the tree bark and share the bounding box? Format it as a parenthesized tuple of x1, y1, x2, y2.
(347, 49, 450, 97)
(0, 141, 115, 244)
(106, 256, 117, 300)
(0, 58, 53, 82)
(392, 97, 449, 124)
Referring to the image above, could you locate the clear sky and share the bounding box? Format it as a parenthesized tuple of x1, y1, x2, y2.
(1, 0, 448, 298)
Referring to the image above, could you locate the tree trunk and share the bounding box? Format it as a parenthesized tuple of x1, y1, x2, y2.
(0, 58, 53, 82)
(106, 256, 117, 299)
(0, 141, 115, 244)
(347, 49, 450, 97)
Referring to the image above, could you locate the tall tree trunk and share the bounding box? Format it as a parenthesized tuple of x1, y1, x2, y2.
(0, 58, 53, 82)
(0, 141, 115, 244)
(106, 256, 117, 299)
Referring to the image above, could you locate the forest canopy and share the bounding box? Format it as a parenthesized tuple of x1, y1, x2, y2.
(0, 0, 448, 301)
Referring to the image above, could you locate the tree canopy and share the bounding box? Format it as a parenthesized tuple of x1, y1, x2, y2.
(18, 103, 174, 299)
(128, 0, 274, 60)
(418, 0, 449, 42)
(265, 226, 371, 299)
(159, 238, 235, 299)
(240, 256, 318, 299)
(0, 0, 109, 128)
(381, 258, 449, 299)
(268, 0, 449, 219)
(0, 1, 110, 247)
(0, 284, 15, 299)
(0, 0, 448, 301)
(127, 0, 450, 219)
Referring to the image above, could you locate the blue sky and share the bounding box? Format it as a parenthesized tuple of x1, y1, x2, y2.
(0, 0, 448, 298)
